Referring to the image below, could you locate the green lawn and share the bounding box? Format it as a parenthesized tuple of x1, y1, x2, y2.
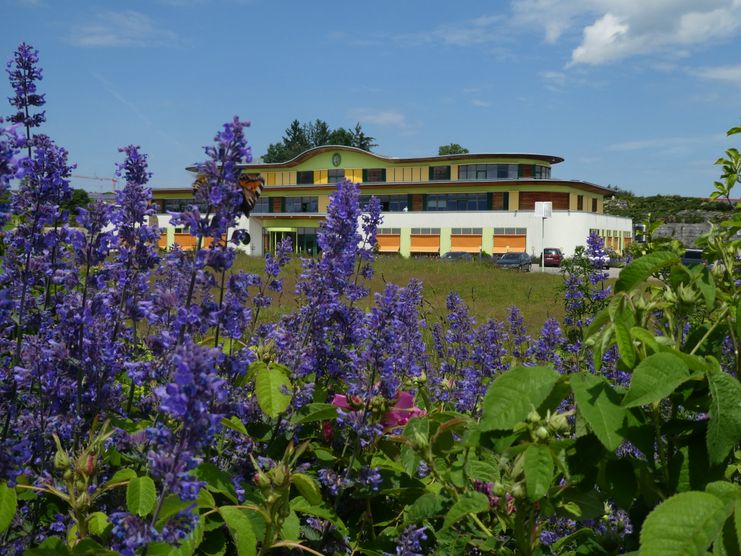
(233, 254, 566, 333)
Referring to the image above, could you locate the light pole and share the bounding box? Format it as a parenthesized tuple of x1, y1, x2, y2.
(534, 202, 552, 272)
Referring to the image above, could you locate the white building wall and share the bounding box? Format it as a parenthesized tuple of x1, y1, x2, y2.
(150, 210, 632, 258)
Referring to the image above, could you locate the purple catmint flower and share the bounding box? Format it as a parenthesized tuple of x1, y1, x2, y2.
(148, 341, 226, 499)
(534, 318, 566, 371)
(171, 116, 252, 241)
(357, 466, 383, 491)
(352, 280, 426, 400)
(389, 525, 428, 556)
(110, 512, 160, 556)
(6, 42, 46, 140)
(318, 468, 351, 496)
(0, 122, 22, 226)
(271, 181, 378, 384)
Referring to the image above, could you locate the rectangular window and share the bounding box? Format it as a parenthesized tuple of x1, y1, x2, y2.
(363, 168, 386, 182)
(296, 171, 314, 185)
(328, 169, 345, 183)
(424, 193, 487, 211)
(577, 195, 584, 211)
(519, 164, 533, 178)
(592, 198, 598, 212)
(251, 197, 270, 213)
(534, 165, 551, 179)
(429, 165, 451, 181)
(162, 199, 208, 212)
(284, 196, 318, 213)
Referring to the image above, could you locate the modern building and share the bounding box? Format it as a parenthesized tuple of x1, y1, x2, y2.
(150, 146, 632, 257)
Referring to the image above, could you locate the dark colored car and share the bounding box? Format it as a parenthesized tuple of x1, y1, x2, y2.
(681, 249, 705, 267)
(542, 247, 563, 267)
(495, 251, 532, 271)
(441, 251, 474, 261)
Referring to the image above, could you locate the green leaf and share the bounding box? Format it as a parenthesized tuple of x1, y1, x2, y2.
(570, 373, 626, 451)
(280, 511, 300, 541)
(640, 492, 731, 555)
(219, 506, 257, 556)
(220, 416, 248, 436)
(86, 512, 109, 536)
(630, 327, 661, 354)
(697, 268, 716, 311)
(708, 368, 741, 465)
(72, 539, 118, 556)
(405, 492, 444, 523)
(480, 366, 559, 431)
(614, 322, 636, 369)
(523, 445, 553, 500)
(616, 251, 680, 293)
(155, 494, 193, 527)
(290, 403, 338, 425)
(290, 496, 348, 535)
(441, 491, 490, 530)
(254, 363, 292, 419)
(585, 307, 610, 338)
(194, 462, 238, 503)
(622, 353, 690, 408)
(291, 473, 322, 506)
(23, 537, 68, 556)
(737, 298, 741, 347)
(102, 468, 137, 489)
(0, 482, 17, 533)
(126, 476, 156, 517)
(601, 459, 637, 509)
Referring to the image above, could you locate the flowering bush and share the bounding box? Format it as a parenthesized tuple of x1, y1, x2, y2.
(0, 42, 739, 556)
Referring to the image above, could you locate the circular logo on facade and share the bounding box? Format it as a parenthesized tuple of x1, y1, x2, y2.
(332, 153, 341, 167)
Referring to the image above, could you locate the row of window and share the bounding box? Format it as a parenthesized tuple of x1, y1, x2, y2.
(289, 164, 551, 185)
(576, 195, 599, 212)
(376, 227, 523, 236)
(160, 192, 588, 215)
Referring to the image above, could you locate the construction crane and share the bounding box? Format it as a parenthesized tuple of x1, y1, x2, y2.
(71, 174, 119, 192)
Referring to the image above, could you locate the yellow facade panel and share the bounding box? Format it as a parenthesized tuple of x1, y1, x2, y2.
(451, 235, 482, 252)
(492, 235, 526, 253)
(265, 172, 276, 186)
(318, 195, 329, 212)
(509, 191, 519, 211)
(377, 235, 401, 252)
(569, 193, 579, 211)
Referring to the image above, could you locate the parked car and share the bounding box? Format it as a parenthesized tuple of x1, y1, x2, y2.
(441, 251, 474, 261)
(495, 251, 532, 271)
(542, 247, 564, 267)
(681, 249, 705, 267)
(588, 251, 610, 269)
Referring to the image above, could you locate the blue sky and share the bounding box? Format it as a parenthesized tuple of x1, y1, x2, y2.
(3, 0, 741, 196)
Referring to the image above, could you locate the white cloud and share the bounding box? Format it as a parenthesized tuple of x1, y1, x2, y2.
(608, 133, 725, 153)
(512, 0, 741, 65)
(391, 15, 506, 48)
(67, 11, 182, 48)
(351, 109, 408, 128)
(541, 70, 567, 87)
(696, 64, 741, 87)
(471, 99, 491, 107)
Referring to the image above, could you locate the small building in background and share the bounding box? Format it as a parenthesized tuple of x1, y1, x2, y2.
(150, 146, 632, 257)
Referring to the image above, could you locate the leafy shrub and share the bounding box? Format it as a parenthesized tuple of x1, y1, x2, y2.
(0, 42, 739, 556)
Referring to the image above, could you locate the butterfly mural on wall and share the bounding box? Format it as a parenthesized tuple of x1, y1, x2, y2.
(192, 172, 265, 246)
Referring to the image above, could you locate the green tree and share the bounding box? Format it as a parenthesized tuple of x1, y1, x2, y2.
(438, 143, 469, 155)
(61, 188, 90, 215)
(262, 119, 376, 162)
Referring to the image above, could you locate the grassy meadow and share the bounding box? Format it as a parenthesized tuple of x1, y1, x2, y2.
(233, 253, 567, 332)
